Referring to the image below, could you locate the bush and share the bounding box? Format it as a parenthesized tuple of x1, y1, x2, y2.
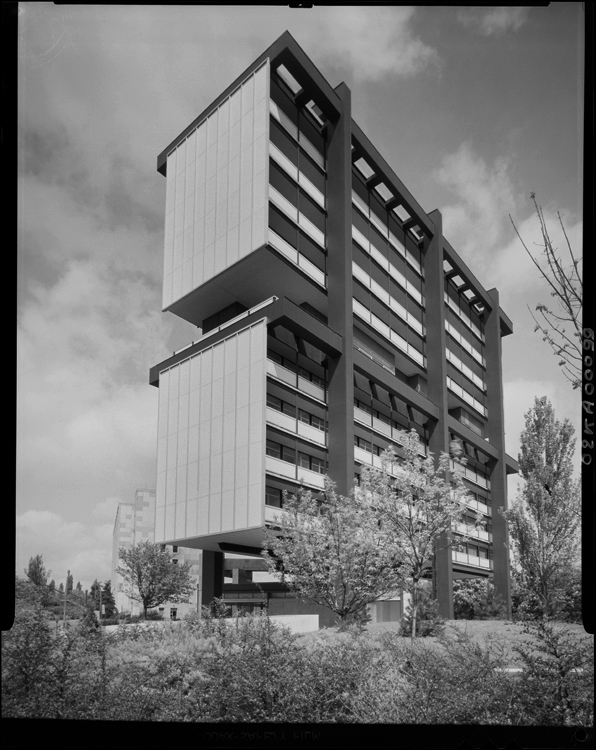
(3, 597, 593, 725)
(512, 618, 594, 726)
(453, 578, 507, 620)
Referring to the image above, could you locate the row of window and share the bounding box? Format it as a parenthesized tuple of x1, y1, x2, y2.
(352, 223, 424, 305)
(269, 98, 325, 171)
(351, 187, 423, 276)
(266, 439, 327, 474)
(445, 320, 485, 367)
(446, 348, 486, 392)
(269, 184, 326, 249)
(270, 141, 325, 209)
(267, 349, 326, 387)
(447, 377, 486, 418)
(353, 298, 426, 368)
(266, 393, 326, 431)
(354, 397, 427, 436)
(353, 262, 424, 338)
(444, 291, 484, 343)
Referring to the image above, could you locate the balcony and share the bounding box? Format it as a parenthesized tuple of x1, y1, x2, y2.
(265, 455, 326, 490)
(465, 496, 491, 516)
(455, 523, 491, 542)
(354, 407, 427, 457)
(267, 359, 326, 402)
(452, 550, 493, 570)
(266, 407, 326, 446)
(354, 446, 405, 478)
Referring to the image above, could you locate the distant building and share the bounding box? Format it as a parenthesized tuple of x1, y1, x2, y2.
(149, 32, 518, 622)
(111, 489, 202, 618)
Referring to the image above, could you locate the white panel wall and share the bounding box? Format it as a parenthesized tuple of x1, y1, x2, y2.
(163, 61, 270, 310)
(155, 320, 267, 543)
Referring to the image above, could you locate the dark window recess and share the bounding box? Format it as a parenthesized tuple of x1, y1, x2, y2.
(265, 486, 283, 508)
(298, 232, 325, 270)
(353, 242, 370, 272)
(354, 436, 372, 452)
(270, 162, 298, 206)
(269, 205, 298, 248)
(270, 118, 299, 164)
(202, 302, 248, 334)
(270, 79, 299, 126)
(267, 393, 296, 417)
(299, 191, 325, 232)
(298, 111, 325, 157)
(352, 207, 370, 237)
(266, 440, 295, 464)
(298, 151, 325, 193)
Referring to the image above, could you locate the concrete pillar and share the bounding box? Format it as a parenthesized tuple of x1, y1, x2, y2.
(326, 82, 354, 496)
(485, 289, 512, 618)
(424, 209, 453, 619)
(198, 550, 224, 611)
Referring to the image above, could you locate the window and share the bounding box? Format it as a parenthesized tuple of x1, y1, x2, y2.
(267, 393, 296, 417)
(298, 409, 325, 431)
(354, 436, 372, 452)
(310, 456, 326, 474)
(265, 486, 282, 508)
(266, 440, 295, 464)
(172, 545, 178, 553)
(170, 608, 178, 620)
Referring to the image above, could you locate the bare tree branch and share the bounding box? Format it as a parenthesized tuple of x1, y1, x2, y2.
(509, 194, 582, 389)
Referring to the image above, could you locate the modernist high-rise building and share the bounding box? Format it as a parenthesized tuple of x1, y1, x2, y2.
(149, 32, 519, 619)
(111, 489, 202, 618)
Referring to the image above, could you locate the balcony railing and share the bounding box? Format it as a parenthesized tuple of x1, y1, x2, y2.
(267, 359, 326, 402)
(266, 407, 327, 446)
(354, 407, 427, 457)
(455, 523, 491, 542)
(265, 455, 326, 489)
(452, 550, 493, 570)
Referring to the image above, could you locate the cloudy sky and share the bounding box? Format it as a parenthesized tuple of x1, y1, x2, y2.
(17, 4, 584, 589)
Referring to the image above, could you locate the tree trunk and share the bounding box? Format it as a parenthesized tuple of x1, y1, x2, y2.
(411, 587, 417, 642)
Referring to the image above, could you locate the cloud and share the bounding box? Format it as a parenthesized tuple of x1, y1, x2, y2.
(457, 7, 530, 37)
(17, 508, 115, 589)
(315, 7, 439, 82)
(433, 142, 517, 268)
(489, 203, 582, 306)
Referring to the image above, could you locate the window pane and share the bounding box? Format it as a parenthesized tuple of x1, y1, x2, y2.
(266, 440, 281, 458)
(267, 394, 282, 411)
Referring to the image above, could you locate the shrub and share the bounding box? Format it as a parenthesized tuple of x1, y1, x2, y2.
(512, 618, 594, 726)
(453, 578, 507, 620)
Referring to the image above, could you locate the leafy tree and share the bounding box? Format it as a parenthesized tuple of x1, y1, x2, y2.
(452, 577, 506, 620)
(117, 541, 195, 618)
(48, 579, 56, 595)
(262, 473, 404, 629)
(101, 580, 117, 618)
(24, 554, 50, 587)
(66, 573, 73, 595)
(362, 431, 478, 638)
(58, 582, 64, 594)
(501, 397, 580, 618)
(510, 194, 582, 389)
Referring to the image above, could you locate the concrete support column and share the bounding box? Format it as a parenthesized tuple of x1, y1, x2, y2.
(198, 550, 224, 611)
(424, 209, 453, 619)
(485, 289, 512, 618)
(326, 82, 354, 496)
